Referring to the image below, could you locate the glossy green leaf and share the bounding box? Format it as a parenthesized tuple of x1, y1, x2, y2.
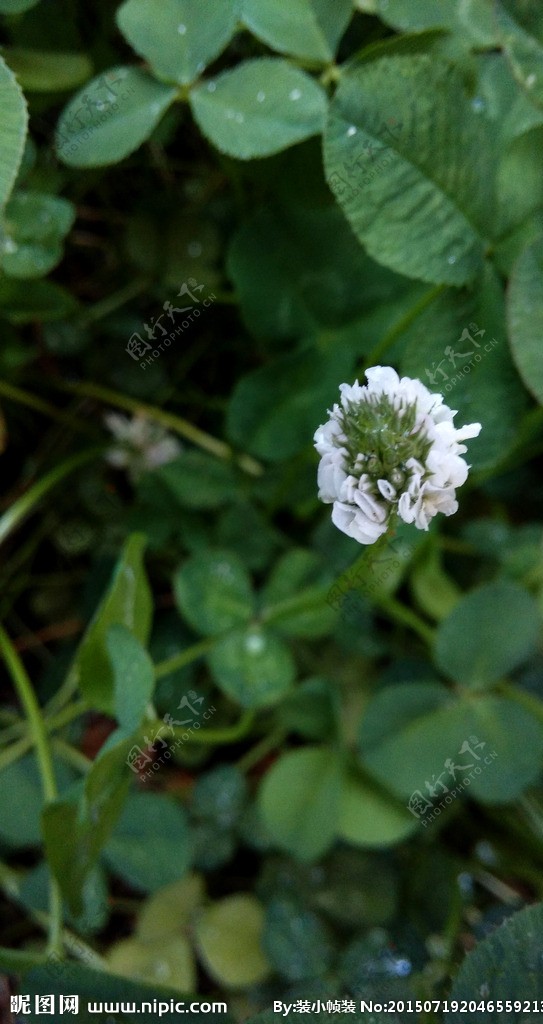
(226, 204, 400, 339)
(0, 54, 27, 213)
(117, 0, 240, 86)
(259, 745, 342, 861)
(156, 450, 237, 509)
(108, 933, 196, 994)
(410, 545, 461, 622)
(209, 625, 295, 708)
(398, 265, 526, 471)
(173, 549, 254, 636)
(262, 897, 334, 981)
(108, 624, 155, 733)
(103, 791, 191, 893)
(3, 47, 92, 91)
(338, 774, 417, 848)
(241, 0, 351, 62)
(43, 731, 134, 916)
(323, 55, 494, 284)
(71, 533, 152, 716)
(194, 894, 271, 988)
(227, 346, 353, 460)
(360, 688, 543, 804)
(446, 903, 543, 1023)
(0, 190, 75, 278)
(190, 58, 327, 160)
(497, 0, 543, 111)
(55, 66, 177, 167)
(508, 235, 543, 404)
(373, 0, 497, 45)
(0, 277, 77, 321)
(435, 581, 540, 687)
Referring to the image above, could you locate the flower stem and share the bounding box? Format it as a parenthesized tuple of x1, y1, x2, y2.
(363, 284, 445, 370)
(0, 447, 103, 548)
(165, 709, 255, 746)
(0, 381, 97, 439)
(47, 379, 264, 477)
(154, 637, 216, 679)
(0, 628, 63, 957)
(375, 595, 435, 646)
(499, 681, 543, 727)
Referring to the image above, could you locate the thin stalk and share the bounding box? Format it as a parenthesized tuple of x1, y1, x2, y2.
(154, 637, 216, 679)
(0, 700, 87, 770)
(0, 447, 103, 547)
(0, 628, 63, 957)
(76, 276, 149, 327)
(363, 284, 445, 370)
(375, 595, 435, 646)
(164, 709, 255, 746)
(0, 381, 97, 439)
(47, 379, 263, 476)
(499, 681, 543, 728)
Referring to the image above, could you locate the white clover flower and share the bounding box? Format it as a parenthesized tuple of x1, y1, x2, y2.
(314, 366, 481, 543)
(104, 412, 182, 482)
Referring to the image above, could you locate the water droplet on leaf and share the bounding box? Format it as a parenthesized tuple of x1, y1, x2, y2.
(289, 88, 302, 101)
(177, 22, 187, 34)
(256, 90, 266, 102)
(347, 125, 357, 137)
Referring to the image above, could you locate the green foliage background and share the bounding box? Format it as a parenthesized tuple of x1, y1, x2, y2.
(1, 1, 543, 1021)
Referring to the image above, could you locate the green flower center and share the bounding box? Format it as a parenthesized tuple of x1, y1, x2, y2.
(337, 392, 433, 485)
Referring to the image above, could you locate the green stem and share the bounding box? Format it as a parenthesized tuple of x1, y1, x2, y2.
(363, 284, 445, 370)
(165, 709, 255, 746)
(0, 700, 87, 771)
(0, 628, 63, 957)
(47, 379, 263, 477)
(375, 595, 435, 646)
(499, 681, 543, 727)
(154, 637, 216, 679)
(0, 381, 97, 439)
(0, 860, 105, 969)
(76, 276, 150, 327)
(0, 447, 103, 547)
(236, 728, 286, 773)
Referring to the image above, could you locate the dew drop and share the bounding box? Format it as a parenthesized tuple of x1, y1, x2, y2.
(347, 125, 357, 137)
(177, 22, 187, 34)
(188, 241, 203, 257)
(471, 96, 485, 112)
(256, 90, 266, 102)
(447, 254, 457, 264)
(196, 61, 205, 73)
(226, 108, 236, 119)
(526, 73, 537, 88)
(207, 81, 217, 92)
(235, 111, 244, 123)
(2, 238, 17, 254)
(246, 633, 265, 654)
(289, 88, 302, 101)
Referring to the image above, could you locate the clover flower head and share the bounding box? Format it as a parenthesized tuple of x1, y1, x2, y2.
(104, 412, 182, 482)
(314, 366, 481, 544)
